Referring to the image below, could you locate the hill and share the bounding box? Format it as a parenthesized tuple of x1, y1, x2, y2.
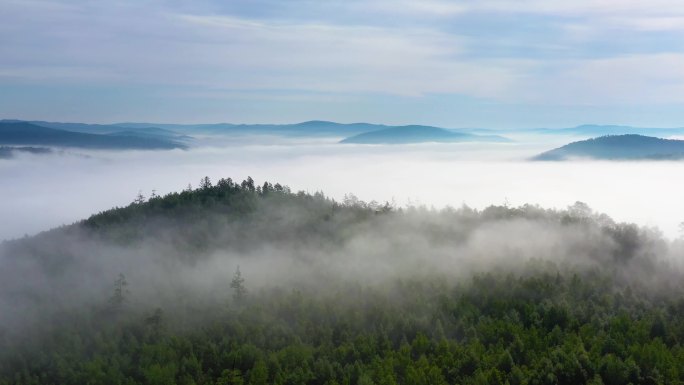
(1, 178, 683, 384)
(0, 121, 187, 149)
(533, 134, 684, 160)
(0, 120, 183, 137)
(340, 125, 511, 144)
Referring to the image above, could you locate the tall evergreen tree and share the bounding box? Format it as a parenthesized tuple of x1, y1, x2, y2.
(230, 266, 247, 303)
(109, 273, 128, 309)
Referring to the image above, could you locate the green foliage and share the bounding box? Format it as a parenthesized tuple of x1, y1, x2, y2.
(230, 266, 247, 304)
(109, 273, 129, 310)
(2, 269, 684, 385)
(2, 177, 684, 385)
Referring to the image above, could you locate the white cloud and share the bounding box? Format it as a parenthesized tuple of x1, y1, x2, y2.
(174, 13, 531, 97)
(2, 0, 684, 111)
(361, 0, 467, 17)
(0, 0, 529, 98)
(520, 54, 684, 105)
(613, 16, 684, 31)
(3, 143, 684, 242)
(470, 0, 684, 16)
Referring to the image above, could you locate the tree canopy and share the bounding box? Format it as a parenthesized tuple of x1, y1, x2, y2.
(1, 177, 683, 385)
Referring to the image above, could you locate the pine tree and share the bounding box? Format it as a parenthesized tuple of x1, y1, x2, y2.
(134, 190, 146, 204)
(109, 273, 128, 310)
(199, 176, 212, 190)
(230, 266, 247, 303)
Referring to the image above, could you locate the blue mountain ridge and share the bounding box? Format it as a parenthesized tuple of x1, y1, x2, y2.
(533, 134, 684, 160)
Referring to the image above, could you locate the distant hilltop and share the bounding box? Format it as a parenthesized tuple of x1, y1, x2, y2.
(534, 134, 684, 160)
(339, 125, 510, 144)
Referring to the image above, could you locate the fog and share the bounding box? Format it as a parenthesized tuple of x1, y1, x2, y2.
(2, 136, 684, 339)
(1, 136, 683, 241)
(1, 175, 682, 334)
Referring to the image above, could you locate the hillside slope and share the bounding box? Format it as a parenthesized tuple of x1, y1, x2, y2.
(1, 178, 682, 384)
(534, 134, 684, 160)
(0, 121, 186, 149)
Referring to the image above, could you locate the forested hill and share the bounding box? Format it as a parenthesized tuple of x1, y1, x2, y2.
(534, 134, 684, 160)
(1, 178, 684, 385)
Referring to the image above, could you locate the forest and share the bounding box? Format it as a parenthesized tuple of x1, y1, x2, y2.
(1, 177, 683, 385)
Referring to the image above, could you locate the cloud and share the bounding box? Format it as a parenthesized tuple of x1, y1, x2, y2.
(2, 0, 684, 122)
(0, 0, 528, 98)
(518, 54, 684, 105)
(174, 13, 532, 97)
(357, 0, 467, 18)
(611, 16, 684, 31)
(469, 0, 684, 17)
(2, 141, 684, 244)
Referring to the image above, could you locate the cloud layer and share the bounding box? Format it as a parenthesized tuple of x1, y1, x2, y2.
(1, 0, 684, 125)
(1, 141, 683, 242)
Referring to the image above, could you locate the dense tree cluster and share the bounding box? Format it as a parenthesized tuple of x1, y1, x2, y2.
(1, 177, 683, 385)
(2, 269, 684, 385)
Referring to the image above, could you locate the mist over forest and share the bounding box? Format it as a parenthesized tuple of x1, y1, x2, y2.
(2, 174, 684, 384)
(5, 0, 684, 382)
(2, 137, 684, 243)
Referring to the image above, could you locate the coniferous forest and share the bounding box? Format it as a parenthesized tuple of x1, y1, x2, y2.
(1, 177, 684, 385)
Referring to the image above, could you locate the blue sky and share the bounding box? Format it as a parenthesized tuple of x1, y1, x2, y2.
(2, 0, 684, 128)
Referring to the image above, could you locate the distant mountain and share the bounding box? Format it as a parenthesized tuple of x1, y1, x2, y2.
(9, 119, 684, 141)
(4, 119, 511, 140)
(0, 120, 190, 141)
(19, 121, 132, 134)
(106, 129, 194, 142)
(339, 125, 511, 144)
(0, 122, 186, 150)
(115, 120, 500, 139)
(4, 119, 397, 138)
(528, 124, 684, 138)
(533, 134, 684, 160)
(116, 120, 392, 137)
(0, 146, 52, 159)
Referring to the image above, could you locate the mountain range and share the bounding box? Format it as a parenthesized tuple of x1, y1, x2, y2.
(0, 122, 187, 150)
(6, 119, 684, 150)
(1, 119, 513, 145)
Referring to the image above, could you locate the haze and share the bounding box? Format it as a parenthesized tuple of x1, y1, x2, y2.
(2, 136, 682, 242)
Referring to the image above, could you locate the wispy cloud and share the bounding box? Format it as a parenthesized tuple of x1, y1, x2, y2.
(1, 0, 684, 124)
(468, 0, 684, 16)
(174, 13, 528, 97)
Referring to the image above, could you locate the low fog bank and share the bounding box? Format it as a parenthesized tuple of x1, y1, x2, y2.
(1, 179, 683, 336)
(1, 139, 683, 242)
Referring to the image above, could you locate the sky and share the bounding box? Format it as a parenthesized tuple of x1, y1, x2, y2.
(2, 0, 684, 128)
